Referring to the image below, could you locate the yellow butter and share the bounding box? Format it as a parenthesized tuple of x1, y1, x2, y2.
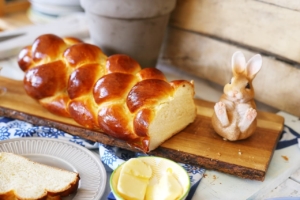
(118, 172, 149, 200)
(146, 169, 183, 200)
(120, 158, 152, 178)
(117, 158, 152, 200)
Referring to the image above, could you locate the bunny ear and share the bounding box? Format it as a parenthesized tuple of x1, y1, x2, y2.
(246, 54, 262, 79)
(231, 51, 246, 75)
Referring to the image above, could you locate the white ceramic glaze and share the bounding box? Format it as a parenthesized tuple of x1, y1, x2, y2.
(80, 0, 177, 68)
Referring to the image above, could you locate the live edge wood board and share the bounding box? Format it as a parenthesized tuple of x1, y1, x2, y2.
(0, 76, 284, 181)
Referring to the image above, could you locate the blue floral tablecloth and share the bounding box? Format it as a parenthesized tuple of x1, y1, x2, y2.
(0, 115, 299, 200)
(0, 116, 206, 200)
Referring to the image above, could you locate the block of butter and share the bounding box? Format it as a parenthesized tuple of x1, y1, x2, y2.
(117, 158, 152, 200)
(146, 169, 183, 200)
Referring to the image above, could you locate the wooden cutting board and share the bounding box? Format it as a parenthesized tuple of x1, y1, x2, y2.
(0, 76, 284, 181)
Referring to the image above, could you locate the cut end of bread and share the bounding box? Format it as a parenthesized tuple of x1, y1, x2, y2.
(0, 152, 80, 200)
(148, 81, 197, 151)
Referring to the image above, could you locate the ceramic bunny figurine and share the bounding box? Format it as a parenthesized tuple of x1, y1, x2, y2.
(211, 51, 262, 141)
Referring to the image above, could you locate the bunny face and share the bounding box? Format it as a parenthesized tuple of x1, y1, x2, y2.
(224, 75, 254, 103)
(223, 51, 262, 103)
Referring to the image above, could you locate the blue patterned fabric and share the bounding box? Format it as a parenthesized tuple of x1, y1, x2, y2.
(0, 116, 299, 200)
(0, 117, 98, 149)
(276, 125, 300, 150)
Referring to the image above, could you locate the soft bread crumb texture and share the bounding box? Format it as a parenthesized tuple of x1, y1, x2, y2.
(0, 152, 79, 199)
(149, 82, 196, 150)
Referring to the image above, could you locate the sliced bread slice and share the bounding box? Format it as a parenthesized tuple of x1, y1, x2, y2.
(0, 152, 80, 200)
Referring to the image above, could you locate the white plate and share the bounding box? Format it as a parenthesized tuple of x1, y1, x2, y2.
(30, 1, 83, 16)
(0, 137, 106, 200)
(30, 0, 81, 6)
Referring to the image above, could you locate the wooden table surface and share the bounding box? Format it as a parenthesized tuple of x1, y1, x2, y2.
(0, 10, 299, 200)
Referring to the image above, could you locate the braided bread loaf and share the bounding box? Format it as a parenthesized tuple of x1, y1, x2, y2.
(18, 34, 196, 152)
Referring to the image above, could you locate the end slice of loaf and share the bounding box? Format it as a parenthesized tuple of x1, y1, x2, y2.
(0, 152, 80, 200)
(147, 80, 197, 151)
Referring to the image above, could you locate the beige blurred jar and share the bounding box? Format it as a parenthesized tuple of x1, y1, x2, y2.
(80, 0, 176, 68)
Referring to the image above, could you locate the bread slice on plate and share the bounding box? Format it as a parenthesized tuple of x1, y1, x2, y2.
(0, 152, 80, 200)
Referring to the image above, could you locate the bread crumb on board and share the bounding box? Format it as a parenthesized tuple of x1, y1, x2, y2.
(281, 155, 289, 161)
(238, 149, 242, 155)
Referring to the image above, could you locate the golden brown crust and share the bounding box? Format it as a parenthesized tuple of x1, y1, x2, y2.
(138, 67, 167, 81)
(69, 98, 99, 129)
(127, 79, 174, 113)
(64, 43, 104, 67)
(68, 63, 101, 99)
(18, 46, 33, 72)
(40, 95, 71, 118)
(20, 34, 84, 118)
(133, 108, 153, 137)
(106, 54, 141, 74)
(98, 104, 135, 140)
(31, 34, 67, 63)
(93, 73, 138, 105)
(24, 60, 68, 99)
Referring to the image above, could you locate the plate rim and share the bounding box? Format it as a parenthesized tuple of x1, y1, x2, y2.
(0, 137, 107, 200)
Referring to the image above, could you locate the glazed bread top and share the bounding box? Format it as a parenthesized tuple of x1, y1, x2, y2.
(18, 34, 197, 152)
